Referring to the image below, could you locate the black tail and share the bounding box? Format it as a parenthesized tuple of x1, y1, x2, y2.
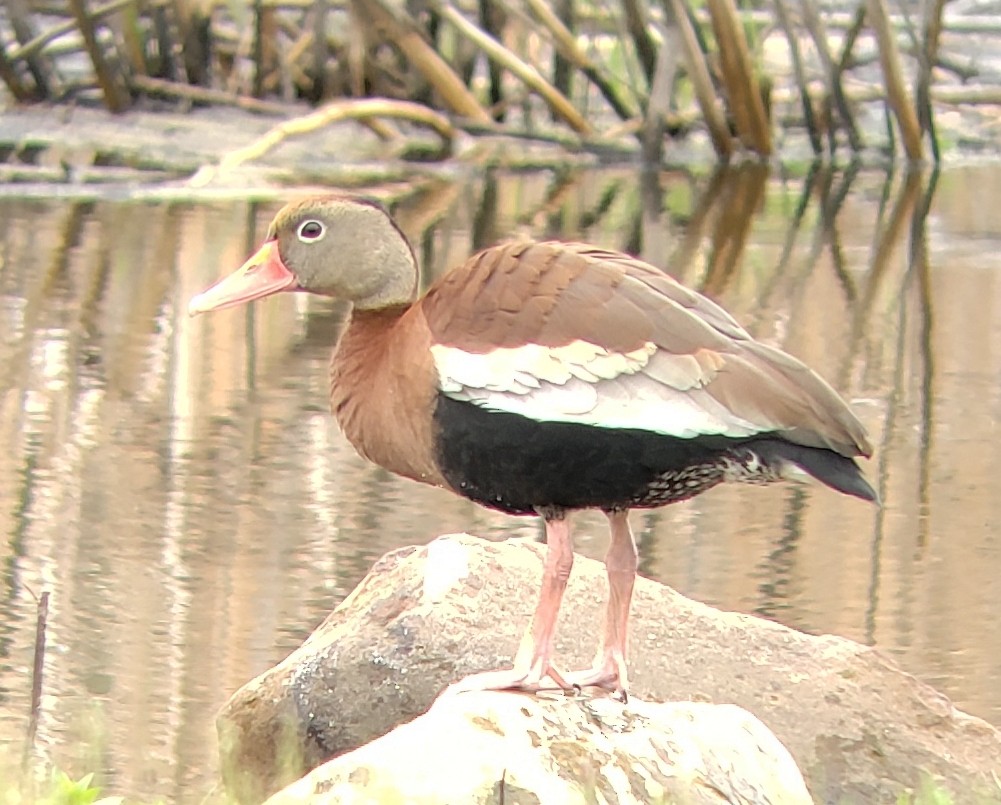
(753, 440, 879, 504)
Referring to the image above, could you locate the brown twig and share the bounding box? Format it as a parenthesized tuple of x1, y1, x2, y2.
(21, 590, 49, 773)
(131, 74, 296, 113)
(188, 98, 455, 187)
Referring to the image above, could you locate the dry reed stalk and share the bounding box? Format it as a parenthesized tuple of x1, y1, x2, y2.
(20, 591, 49, 774)
(621, 0, 657, 84)
(67, 0, 131, 111)
(6, 0, 56, 96)
(472, 169, 500, 248)
(918, 0, 947, 161)
(578, 177, 625, 231)
(705, 0, 771, 157)
(391, 180, 462, 247)
(801, 0, 861, 153)
(516, 167, 580, 227)
(642, 20, 680, 162)
(253, 0, 279, 97)
(351, 0, 492, 124)
(701, 164, 768, 297)
(771, 81, 1001, 111)
(771, 0, 820, 155)
(768, 163, 820, 290)
(815, 166, 862, 308)
(858, 170, 922, 333)
(150, 1, 182, 80)
(132, 74, 296, 113)
(275, 15, 309, 64)
(866, 0, 923, 160)
(922, 50, 976, 83)
(669, 167, 729, 287)
(478, 0, 506, 120)
(8, 0, 136, 64)
(0, 40, 36, 101)
(188, 98, 455, 187)
(911, 169, 938, 550)
(522, 0, 637, 121)
(173, 0, 211, 85)
(688, 7, 1001, 35)
(114, 0, 147, 76)
(281, 25, 314, 91)
(550, 0, 572, 102)
(662, 0, 732, 159)
(835, 5, 864, 88)
(430, 0, 591, 134)
(310, 0, 330, 100)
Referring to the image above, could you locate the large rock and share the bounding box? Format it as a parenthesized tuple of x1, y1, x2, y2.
(219, 534, 1001, 804)
(264, 693, 812, 805)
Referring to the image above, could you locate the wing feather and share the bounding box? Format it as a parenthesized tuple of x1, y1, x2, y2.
(420, 241, 871, 457)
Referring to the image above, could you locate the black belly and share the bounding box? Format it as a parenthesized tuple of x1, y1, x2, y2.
(432, 394, 773, 516)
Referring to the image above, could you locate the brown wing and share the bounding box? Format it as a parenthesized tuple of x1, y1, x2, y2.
(420, 241, 872, 458)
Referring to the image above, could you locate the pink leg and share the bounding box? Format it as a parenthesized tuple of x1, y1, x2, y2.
(565, 508, 637, 698)
(447, 516, 575, 694)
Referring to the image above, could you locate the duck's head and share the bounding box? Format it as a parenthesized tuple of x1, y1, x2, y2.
(188, 195, 419, 316)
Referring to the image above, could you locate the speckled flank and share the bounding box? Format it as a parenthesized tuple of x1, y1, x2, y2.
(632, 450, 784, 507)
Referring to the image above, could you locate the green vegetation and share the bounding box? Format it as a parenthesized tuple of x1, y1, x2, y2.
(894, 772, 1001, 805)
(1, 756, 178, 805)
(2, 770, 116, 805)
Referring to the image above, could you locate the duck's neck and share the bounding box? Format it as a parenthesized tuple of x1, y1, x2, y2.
(329, 303, 444, 487)
(330, 304, 412, 407)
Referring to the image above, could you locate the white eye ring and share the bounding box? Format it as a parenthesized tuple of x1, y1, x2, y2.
(297, 220, 326, 242)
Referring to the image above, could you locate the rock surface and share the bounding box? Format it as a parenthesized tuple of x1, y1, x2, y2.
(219, 534, 1001, 804)
(264, 692, 812, 805)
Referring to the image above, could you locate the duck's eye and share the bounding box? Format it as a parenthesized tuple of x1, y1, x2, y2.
(297, 220, 325, 242)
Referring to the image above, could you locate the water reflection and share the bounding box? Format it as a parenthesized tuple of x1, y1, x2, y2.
(1, 164, 1000, 802)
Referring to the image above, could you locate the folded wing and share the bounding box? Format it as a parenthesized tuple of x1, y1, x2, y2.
(420, 241, 872, 459)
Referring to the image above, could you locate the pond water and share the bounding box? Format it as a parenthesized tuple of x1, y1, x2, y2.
(1, 163, 1000, 801)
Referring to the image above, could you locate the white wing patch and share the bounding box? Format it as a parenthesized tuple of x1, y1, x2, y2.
(432, 340, 765, 439)
(435, 340, 655, 392)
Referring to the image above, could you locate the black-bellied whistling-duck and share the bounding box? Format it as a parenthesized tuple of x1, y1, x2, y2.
(189, 195, 876, 699)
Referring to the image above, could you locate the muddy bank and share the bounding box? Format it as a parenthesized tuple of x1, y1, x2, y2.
(0, 104, 474, 195)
